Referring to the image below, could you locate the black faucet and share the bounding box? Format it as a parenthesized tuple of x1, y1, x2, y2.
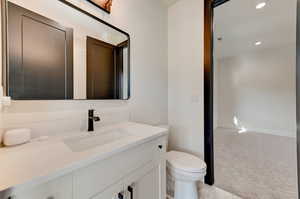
(88, 109, 101, 132)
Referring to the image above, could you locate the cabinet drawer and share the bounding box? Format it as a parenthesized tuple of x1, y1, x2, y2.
(73, 138, 164, 199)
(2, 174, 73, 199)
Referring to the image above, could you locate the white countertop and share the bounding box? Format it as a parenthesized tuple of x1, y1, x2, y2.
(0, 122, 168, 192)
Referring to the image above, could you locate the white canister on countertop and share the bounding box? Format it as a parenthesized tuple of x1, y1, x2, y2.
(3, 128, 32, 147)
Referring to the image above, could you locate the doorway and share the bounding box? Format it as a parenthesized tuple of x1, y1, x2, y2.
(86, 36, 128, 99)
(204, 0, 299, 198)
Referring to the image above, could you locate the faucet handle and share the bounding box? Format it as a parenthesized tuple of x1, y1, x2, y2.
(94, 116, 101, 122)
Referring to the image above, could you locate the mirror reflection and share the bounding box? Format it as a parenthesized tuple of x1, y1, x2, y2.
(5, 0, 130, 100)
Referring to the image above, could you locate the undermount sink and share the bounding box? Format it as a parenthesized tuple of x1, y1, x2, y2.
(63, 129, 130, 152)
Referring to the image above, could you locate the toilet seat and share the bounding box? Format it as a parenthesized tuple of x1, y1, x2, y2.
(166, 151, 207, 174)
(167, 165, 206, 182)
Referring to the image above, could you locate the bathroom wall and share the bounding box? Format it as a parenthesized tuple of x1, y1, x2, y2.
(216, 45, 297, 137)
(0, 0, 168, 137)
(168, 0, 204, 156)
(213, 58, 219, 130)
(0, 5, 2, 91)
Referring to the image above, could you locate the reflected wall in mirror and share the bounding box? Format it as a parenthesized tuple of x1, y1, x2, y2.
(3, 0, 130, 100)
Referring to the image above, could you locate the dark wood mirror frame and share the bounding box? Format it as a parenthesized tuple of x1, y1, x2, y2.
(0, 0, 131, 100)
(86, 0, 112, 14)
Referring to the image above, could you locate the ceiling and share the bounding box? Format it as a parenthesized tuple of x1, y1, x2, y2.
(214, 0, 297, 59)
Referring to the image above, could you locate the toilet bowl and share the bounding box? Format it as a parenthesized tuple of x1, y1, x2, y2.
(166, 151, 207, 199)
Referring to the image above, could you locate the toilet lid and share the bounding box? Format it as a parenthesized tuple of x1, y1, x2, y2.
(166, 151, 207, 173)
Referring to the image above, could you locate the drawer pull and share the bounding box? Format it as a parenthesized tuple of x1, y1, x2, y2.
(118, 193, 124, 199)
(128, 186, 133, 199)
(47, 196, 55, 199)
(158, 145, 163, 149)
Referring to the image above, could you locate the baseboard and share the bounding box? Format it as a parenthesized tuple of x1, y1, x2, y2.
(166, 195, 174, 199)
(217, 125, 296, 138)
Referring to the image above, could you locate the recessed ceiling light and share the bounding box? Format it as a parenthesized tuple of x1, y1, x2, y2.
(256, 2, 266, 9)
(255, 41, 262, 46)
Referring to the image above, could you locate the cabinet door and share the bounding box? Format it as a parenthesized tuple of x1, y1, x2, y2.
(134, 165, 160, 199)
(91, 181, 123, 199)
(124, 139, 167, 199)
(73, 138, 158, 199)
(2, 174, 73, 199)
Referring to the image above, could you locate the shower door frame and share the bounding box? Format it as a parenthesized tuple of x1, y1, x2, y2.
(203, 0, 214, 185)
(296, 0, 300, 197)
(205, 0, 300, 195)
(204, 0, 230, 186)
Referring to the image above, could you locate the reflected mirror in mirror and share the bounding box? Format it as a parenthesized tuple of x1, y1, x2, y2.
(3, 0, 130, 100)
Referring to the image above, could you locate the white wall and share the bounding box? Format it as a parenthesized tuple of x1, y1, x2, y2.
(0, 5, 3, 140)
(168, 0, 204, 156)
(213, 57, 219, 130)
(216, 45, 297, 137)
(0, 4, 2, 92)
(0, 0, 168, 136)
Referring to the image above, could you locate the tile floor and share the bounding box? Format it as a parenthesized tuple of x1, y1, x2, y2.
(167, 127, 298, 198)
(199, 183, 242, 199)
(167, 183, 241, 199)
(215, 127, 298, 199)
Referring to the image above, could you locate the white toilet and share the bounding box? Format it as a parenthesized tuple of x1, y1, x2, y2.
(166, 151, 207, 199)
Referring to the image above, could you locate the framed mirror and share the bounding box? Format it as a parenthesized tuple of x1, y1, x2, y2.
(1, 0, 130, 100)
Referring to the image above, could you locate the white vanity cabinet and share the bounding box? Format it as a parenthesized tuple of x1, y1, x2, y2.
(92, 163, 165, 199)
(91, 146, 166, 199)
(124, 163, 165, 199)
(75, 136, 167, 199)
(2, 174, 73, 199)
(133, 166, 161, 199)
(2, 135, 167, 199)
(122, 142, 166, 199)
